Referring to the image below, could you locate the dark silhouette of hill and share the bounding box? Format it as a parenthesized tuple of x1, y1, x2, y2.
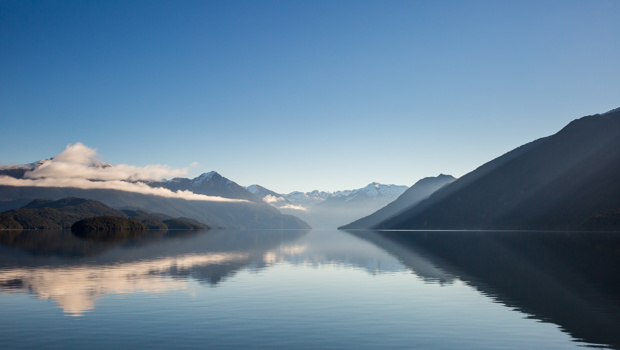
(0, 197, 125, 230)
(347, 230, 620, 349)
(377, 108, 620, 230)
(340, 174, 455, 229)
(0, 197, 213, 231)
(121, 209, 170, 229)
(162, 217, 208, 230)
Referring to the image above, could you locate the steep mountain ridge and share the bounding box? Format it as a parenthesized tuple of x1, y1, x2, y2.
(341, 174, 456, 229)
(377, 108, 620, 230)
(151, 171, 262, 203)
(248, 182, 408, 228)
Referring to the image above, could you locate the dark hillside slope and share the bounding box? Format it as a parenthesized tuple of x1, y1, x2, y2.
(378, 109, 620, 230)
(341, 174, 455, 229)
(0, 197, 126, 229)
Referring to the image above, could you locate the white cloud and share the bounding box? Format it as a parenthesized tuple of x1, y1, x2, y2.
(25, 142, 190, 181)
(0, 142, 249, 203)
(263, 194, 285, 204)
(278, 204, 307, 211)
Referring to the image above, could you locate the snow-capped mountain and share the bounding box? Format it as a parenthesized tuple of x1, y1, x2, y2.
(282, 190, 332, 205)
(319, 183, 408, 203)
(246, 182, 408, 228)
(247, 183, 407, 208)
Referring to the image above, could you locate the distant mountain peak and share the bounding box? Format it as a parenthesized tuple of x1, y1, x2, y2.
(340, 174, 457, 230)
(193, 171, 218, 184)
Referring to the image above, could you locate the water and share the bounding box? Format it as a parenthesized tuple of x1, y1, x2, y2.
(1, 229, 619, 349)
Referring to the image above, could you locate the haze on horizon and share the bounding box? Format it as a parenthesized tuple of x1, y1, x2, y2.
(1, 0, 618, 193)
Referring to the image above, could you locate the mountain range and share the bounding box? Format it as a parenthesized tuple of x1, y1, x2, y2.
(0, 167, 309, 230)
(2, 107, 619, 231)
(340, 174, 455, 229)
(247, 182, 409, 228)
(371, 107, 620, 230)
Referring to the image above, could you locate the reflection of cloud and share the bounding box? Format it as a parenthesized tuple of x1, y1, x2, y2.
(0, 142, 248, 203)
(261, 195, 307, 210)
(0, 252, 248, 316)
(263, 244, 308, 264)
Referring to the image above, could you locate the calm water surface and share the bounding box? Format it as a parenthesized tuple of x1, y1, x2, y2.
(0, 229, 619, 349)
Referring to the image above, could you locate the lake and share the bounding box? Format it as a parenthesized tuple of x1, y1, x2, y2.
(1, 229, 619, 349)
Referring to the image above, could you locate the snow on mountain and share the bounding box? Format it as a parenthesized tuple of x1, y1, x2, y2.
(248, 183, 408, 208)
(281, 183, 408, 205)
(283, 190, 332, 205)
(245, 182, 409, 228)
(193, 171, 216, 185)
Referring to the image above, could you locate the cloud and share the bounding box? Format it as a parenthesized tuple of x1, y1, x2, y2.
(263, 194, 286, 204)
(260, 195, 306, 210)
(0, 142, 248, 203)
(25, 142, 191, 181)
(277, 204, 307, 211)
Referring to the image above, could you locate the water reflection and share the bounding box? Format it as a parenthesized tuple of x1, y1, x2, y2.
(347, 230, 620, 350)
(0, 229, 310, 315)
(1, 228, 619, 349)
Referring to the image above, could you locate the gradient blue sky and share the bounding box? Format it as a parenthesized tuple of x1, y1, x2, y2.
(1, 0, 618, 193)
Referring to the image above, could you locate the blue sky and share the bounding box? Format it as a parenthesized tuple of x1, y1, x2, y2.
(1, 0, 618, 193)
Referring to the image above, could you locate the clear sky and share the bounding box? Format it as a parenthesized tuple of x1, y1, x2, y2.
(1, 0, 618, 193)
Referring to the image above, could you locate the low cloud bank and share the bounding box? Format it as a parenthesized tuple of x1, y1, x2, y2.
(277, 204, 307, 211)
(0, 143, 249, 203)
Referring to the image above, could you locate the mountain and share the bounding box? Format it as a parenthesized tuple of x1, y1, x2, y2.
(376, 108, 620, 230)
(151, 171, 261, 203)
(247, 183, 408, 228)
(340, 174, 455, 229)
(247, 184, 293, 206)
(0, 167, 310, 229)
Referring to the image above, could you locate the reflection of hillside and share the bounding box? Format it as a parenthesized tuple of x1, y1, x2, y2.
(281, 229, 406, 275)
(0, 229, 308, 315)
(0, 229, 204, 261)
(352, 230, 620, 349)
(347, 230, 454, 284)
(0, 230, 121, 259)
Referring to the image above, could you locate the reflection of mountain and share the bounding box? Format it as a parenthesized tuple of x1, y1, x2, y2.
(0, 229, 308, 315)
(347, 230, 620, 349)
(280, 229, 406, 275)
(347, 230, 455, 284)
